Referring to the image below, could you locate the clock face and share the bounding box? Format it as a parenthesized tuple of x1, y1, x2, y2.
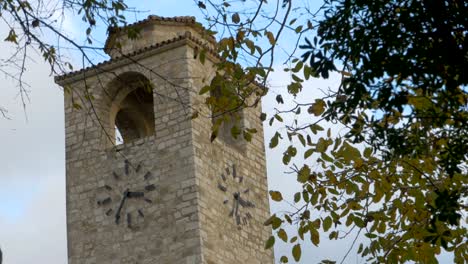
(96, 158, 157, 229)
(217, 164, 255, 228)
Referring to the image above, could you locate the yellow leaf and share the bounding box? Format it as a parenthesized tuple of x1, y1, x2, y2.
(323, 216, 332, 232)
(232, 13, 240, 24)
(308, 99, 326, 116)
(311, 229, 320, 246)
(269, 191, 283, 202)
(236, 30, 245, 42)
(297, 165, 311, 183)
(266, 31, 275, 45)
(277, 228, 288, 242)
(340, 70, 352, 77)
(292, 244, 302, 261)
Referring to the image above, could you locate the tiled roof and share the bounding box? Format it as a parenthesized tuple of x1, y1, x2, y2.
(104, 15, 216, 52)
(55, 31, 219, 84)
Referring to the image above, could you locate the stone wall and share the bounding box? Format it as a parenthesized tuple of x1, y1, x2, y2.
(64, 45, 204, 264)
(61, 26, 273, 263)
(187, 48, 274, 264)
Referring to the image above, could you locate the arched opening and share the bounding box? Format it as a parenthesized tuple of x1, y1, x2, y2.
(109, 72, 155, 145)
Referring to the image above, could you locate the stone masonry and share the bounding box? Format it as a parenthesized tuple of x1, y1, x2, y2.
(55, 15, 274, 264)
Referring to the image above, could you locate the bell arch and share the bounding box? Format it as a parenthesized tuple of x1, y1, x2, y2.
(107, 71, 155, 145)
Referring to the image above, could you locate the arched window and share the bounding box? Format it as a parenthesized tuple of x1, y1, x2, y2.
(109, 72, 155, 145)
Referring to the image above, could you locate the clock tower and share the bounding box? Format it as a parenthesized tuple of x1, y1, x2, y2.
(55, 16, 273, 263)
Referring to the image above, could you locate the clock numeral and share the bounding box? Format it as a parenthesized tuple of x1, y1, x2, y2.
(218, 183, 227, 192)
(238, 176, 244, 183)
(135, 162, 142, 173)
(138, 209, 144, 218)
(145, 184, 156, 192)
(144, 171, 152, 180)
(105, 209, 113, 216)
(242, 217, 248, 225)
(223, 199, 229, 204)
(127, 213, 131, 228)
(243, 188, 250, 194)
(144, 198, 153, 204)
(229, 206, 234, 217)
(97, 197, 112, 206)
(124, 159, 130, 175)
(232, 164, 237, 178)
(220, 173, 226, 182)
(246, 212, 252, 219)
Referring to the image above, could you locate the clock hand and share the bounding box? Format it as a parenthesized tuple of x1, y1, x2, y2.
(235, 195, 239, 216)
(238, 196, 254, 208)
(115, 189, 129, 224)
(127, 191, 144, 198)
(229, 199, 236, 217)
(234, 196, 241, 225)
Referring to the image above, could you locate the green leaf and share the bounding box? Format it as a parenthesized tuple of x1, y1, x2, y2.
(265, 214, 283, 230)
(265, 236, 275, 249)
(297, 165, 311, 183)
(280, 256, 289, 263)
(309, 124, 324, 134)
(269, 132, 280, 148)
(357, 243, 363, 254)
(269, 191, 283, 202)
(316, 138, 328, 153)
(5, 29, 18, 44)
(323, 216, 332, 232)
(297, 134, 306, 146)
(363, 147, 372, 158)
(274, 114, 283, 122)
(294, 192, 301, 203)
(295, 25, 303, 33)
(354, 216, 365, 228)
(292, 244, 302, 261)
(303, 65, 312, 80)
(292, 61, 303, 73)
(73, 103, 82, 110)
(271, 216, 282, 229)
(243, 131, 252, 142)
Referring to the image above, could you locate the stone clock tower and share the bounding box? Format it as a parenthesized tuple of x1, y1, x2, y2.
(55, 16, 273, 264)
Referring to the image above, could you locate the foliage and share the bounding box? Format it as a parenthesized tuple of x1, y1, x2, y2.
(1, 0, 466, 263)
(0, 0, 133, 113)
(197, 0, 467, 263)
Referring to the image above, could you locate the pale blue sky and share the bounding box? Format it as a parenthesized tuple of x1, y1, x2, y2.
(0, 1, 453, 263)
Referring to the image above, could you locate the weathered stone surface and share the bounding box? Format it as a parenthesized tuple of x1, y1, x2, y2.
(58, 16, 273, 264)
